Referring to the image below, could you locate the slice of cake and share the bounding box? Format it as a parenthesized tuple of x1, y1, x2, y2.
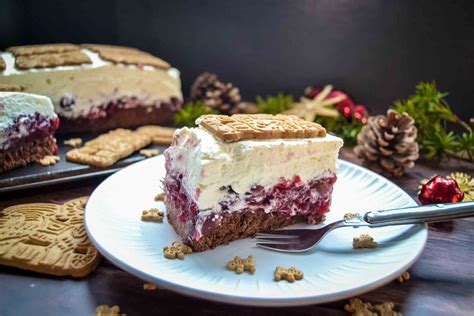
(164, 114, 343, 251)
(0, 43, 182, 133)
(0, 86, 59, 172)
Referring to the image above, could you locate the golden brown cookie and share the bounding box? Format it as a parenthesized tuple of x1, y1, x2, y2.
(95, 305, 124, 316)
(0, 56, 5, 71)
(7, 43, 79, 56)
(0, 197, 101, 277)
(81, 43, 141, 54)
(66, 129, 151, 167)
(0, 83, 26, 92)
(139, 149, 159, 158)
(141, 208, 164, 223)
(274, 266, 304, 282)
(226, 256, 256, 274)
(136, 125, 176, 145)
(353, 234, 378, 249)
(198, 114, 326, 143)
(37, 155, 60, 166)
(163, 241, 192, 260)
(64, 138, 83, 148)
(15, 51, 92, 70)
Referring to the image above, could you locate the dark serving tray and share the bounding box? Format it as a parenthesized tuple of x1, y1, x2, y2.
(0, 133, 169, 194)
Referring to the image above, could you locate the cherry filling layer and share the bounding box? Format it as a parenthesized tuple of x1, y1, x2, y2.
(1, 113, 59, 150)
(164, 171, 336, 241)
(59, 94, 182, 119)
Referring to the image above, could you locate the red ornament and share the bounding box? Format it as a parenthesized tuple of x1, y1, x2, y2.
(418, 175, 464, 205)
(353, 104, 368, 124)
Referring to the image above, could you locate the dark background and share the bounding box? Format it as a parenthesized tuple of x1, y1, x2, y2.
(1, 0, 473, 119)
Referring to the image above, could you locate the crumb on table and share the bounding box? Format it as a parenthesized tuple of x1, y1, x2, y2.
(37, 155, 60, 166)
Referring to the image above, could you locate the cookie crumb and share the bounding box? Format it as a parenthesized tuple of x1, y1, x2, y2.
(64, 138, 82, 147)
(141, 208, 164, 223)
(139, 149, 160, 158)
(397, 271, 410, 283)
(353, 234, 378, 249)
(226, 256, 256, 274)
(344, 298, 401, 316)
(95, 305, 125, 316)
(344, 212, 360, 219)
(274, 266, 304, 282)
(37, 155, 60, 166)
(143, 283, 159, 290)
(163, 241, 192, 260)
(154, 192, 166, 201)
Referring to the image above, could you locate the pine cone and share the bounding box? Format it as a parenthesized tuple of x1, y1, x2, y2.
(354, 109, 419, 177)
(190, 72, 241, 114)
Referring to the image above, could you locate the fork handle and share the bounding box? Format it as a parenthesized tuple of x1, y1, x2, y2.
(364, 201, 474, 226)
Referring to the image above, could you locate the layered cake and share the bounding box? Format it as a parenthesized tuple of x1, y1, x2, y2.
(164, 114, 343, 251)
(0, 87, 59, 172)
(0, 43, 182, 133)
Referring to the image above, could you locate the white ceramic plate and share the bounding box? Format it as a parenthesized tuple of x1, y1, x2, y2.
(85, 156, 427, 306)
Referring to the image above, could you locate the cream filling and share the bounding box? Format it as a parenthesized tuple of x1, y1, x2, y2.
(166, 127, 343, 210)
(0, 49, 182, 118)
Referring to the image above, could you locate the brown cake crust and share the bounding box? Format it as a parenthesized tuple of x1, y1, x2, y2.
(166, 203, 325, 252)
(58, 103, 180, 134)
(0, 136, 54, 173)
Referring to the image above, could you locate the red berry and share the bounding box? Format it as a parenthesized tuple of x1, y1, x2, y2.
(51, 117, 60, 131)
(418, 176, 464, 205)
(52, 143, 59, 155)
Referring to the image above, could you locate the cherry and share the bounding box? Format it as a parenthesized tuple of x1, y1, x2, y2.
(418, 176, 464, 205)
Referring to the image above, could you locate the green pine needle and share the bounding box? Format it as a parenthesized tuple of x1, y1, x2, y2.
(256, 93, 294, 115)
(175, 102, 217, 127)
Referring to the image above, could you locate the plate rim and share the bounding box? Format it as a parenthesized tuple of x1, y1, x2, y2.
(85, 157, 427, 307)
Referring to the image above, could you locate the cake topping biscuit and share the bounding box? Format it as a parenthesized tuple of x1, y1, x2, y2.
(0, 83, 26, 92)
(353, 234, 378, 249)
(66, 129, 151, 167)
(82, 44, 170, 69)
(274, 266, 304, 282)
(0, 197, 101, 277)
(226, 256, 256, 274)
(7, 43, 79, 56)
(198, 114, 326, 142)
(141, 208, 164, 222)
(15, 51, 92, 70)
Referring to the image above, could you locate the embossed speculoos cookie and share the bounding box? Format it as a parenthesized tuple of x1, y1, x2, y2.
(197, 114, 326, 143)
(0, 197, 101, 277)
(66, 129, 151, 167)
(15, 51, 92, 70)
(7, 43, 79, 56)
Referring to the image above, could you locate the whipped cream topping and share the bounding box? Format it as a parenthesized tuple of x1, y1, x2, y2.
(165, 127, 343, 210)
(0, 92, 56, 128)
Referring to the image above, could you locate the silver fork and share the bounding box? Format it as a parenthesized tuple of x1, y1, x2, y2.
(256, 201, 474, 252)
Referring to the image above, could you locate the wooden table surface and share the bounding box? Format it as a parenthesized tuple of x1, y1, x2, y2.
(1, 148, 473, 316)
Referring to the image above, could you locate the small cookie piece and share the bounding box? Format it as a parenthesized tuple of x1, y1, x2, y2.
(37, 155, 60, 166)
(143, 283, 159, 290)
(353, 234, 378, 249)
(154, 192, 166, 201)
(136, 125, 176, 145)
(344, 212, 360, 219)
(163, 241, 192, 259)
(64, 138, 83, 148)
(226, 256, 256, 274)
(374, 302, 401, 316)
(0, 57, 5, 71)
(344, 298, 376, 316)
(7, 43, 79, 56)
(141, 208, 164, 223)
(197, 114, 326, 143)
(0, 197, 101, 277)
(139, 149, 159, 158)
(397, 271, 410, 283)
(15, 51, 92, 70)
(274, 266, 304, 282)
(81, 43, 141, 54)
(66, 129, 151, 167)
(0, 83, 26, 92)
(95, 305, 125, 316)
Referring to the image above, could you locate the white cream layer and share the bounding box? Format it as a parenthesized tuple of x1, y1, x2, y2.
(166, 127, 343, 210)
(0, 49, 182, 118)
(0, 91, 56, 146)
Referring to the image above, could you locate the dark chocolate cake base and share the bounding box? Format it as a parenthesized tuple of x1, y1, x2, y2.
(167, 204, 325, 252)
(0, 137, 55, 173)
(58, 100, 181, 134)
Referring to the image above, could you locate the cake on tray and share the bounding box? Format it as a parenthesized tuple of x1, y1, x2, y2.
(164, 114, 343, 251)
(0, 43, 182, 133)
(0, 86, 59, 172)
